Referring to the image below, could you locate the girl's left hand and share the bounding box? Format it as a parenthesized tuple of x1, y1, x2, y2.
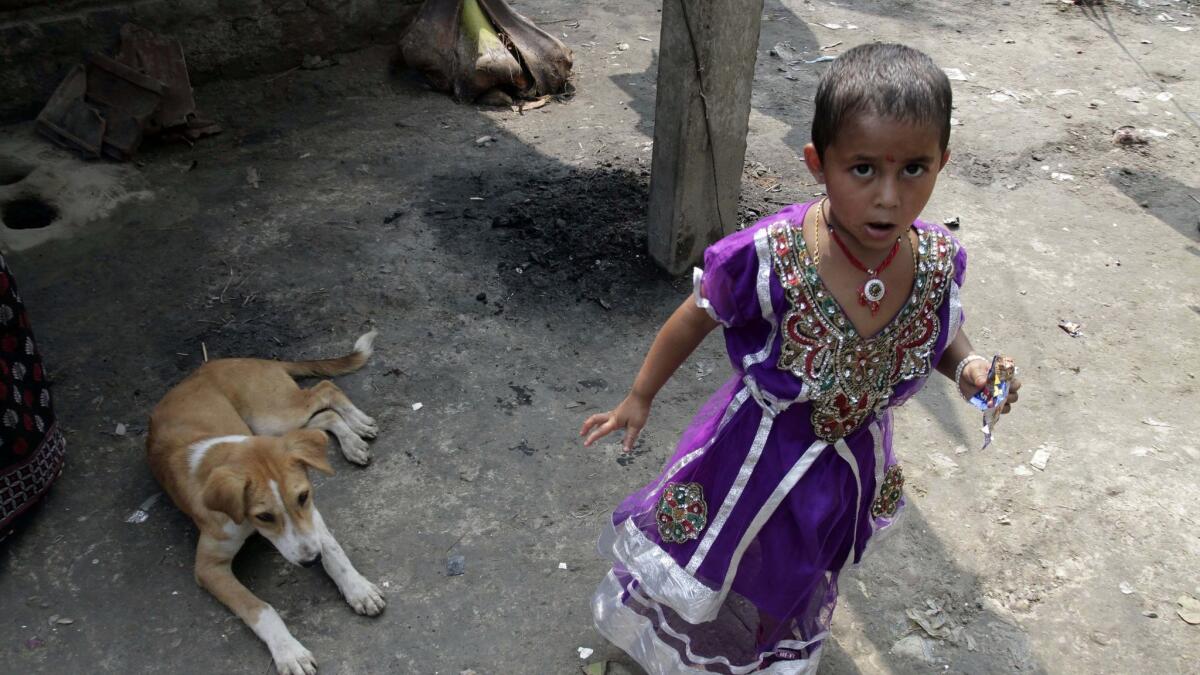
(960, 359, 1022, 414)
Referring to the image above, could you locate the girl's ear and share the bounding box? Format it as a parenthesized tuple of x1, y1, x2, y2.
(803, 143, 825, 183)
(939, 148, 951, 170)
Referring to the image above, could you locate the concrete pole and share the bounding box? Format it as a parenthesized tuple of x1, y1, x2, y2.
(647, 0, 764, 275)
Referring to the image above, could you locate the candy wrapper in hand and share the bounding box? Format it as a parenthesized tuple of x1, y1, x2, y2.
(968, 355, 1015, 449)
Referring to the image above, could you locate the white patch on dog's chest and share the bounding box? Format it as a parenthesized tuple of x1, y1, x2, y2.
(188, 435, 250, 474)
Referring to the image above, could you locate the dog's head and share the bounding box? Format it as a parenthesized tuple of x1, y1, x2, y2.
(202, 430, 334, 567)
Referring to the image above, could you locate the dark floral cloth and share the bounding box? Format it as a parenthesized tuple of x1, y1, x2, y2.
(0, 254, 64, 540)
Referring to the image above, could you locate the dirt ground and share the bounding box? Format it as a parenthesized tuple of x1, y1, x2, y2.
(0, 0, 1198, 673)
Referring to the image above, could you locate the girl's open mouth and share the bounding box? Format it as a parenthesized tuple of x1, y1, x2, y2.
(864, 222, 898, 240)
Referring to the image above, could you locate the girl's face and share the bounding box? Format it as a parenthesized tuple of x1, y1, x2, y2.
(804, 113, 950, 254)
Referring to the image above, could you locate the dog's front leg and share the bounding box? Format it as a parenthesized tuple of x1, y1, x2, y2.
(313, 510, 387, 616)
(195, 534, 317, 675)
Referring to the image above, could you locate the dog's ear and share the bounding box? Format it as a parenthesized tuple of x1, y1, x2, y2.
(202, 467, 249, 524)
(286, 429, 334, 476)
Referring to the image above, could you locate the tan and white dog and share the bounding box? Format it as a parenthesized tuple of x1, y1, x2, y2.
(147, 331, 386, 675)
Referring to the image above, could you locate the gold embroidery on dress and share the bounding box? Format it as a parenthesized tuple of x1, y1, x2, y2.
(871, 464, 904, 518)
(768, 218, 956, 441)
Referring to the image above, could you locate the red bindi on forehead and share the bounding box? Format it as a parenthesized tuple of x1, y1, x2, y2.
(885, 153, 896, 163)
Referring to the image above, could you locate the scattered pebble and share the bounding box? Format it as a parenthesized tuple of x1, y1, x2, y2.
(1177, 594, 1200, 625)
(1120, 581, 1135, 595)
(474, 135, 497, 147)
(1058, 320, 1083, 337)
(447, 554, 465, 577)
(1013, 465, 1034, 477)
(1030, 445, 1052, 471)
(577, 646, 595, 659)
(558, 562, 569, 570)
(114, 423, 127, 436)
(411, 402, 423, 411)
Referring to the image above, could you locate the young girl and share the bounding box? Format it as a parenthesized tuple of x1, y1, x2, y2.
(580, 43, 1021, 674)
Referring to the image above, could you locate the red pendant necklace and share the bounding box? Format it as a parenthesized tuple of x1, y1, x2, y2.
(822, 203, 903, 316)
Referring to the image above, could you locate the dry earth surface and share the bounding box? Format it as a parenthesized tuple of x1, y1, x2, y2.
(0, 0, 1197, 673)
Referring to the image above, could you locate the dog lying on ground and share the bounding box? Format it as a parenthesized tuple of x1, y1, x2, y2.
(147, 330, 385, 675)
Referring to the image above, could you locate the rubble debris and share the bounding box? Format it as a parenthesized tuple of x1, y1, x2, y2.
(904, 599, 975, 649)
(447, 554, 465, 576)
(577, 647, 594, 659)
(943, 67, 968, 81)
(399, 0, 574, 104)
(770, 42, 802, 61)
(125, 492, 162, 524)
(1058, 320, 1083, 337)
(1112, 126, 1148, 146)
(943, 216, 961, 230)
(35, 24, 218, 160)
(890, 634, 934, 663)
(1029, 445, 1051, 471)
(1177, 594, 1200, 625)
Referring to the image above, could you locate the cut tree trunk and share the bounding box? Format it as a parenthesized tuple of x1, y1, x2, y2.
(399, 0, 573, 103)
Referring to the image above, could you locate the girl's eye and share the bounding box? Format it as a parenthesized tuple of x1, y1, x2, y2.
(851, 164, 874, 177)
(903, 164, 927, 177)
(256, 513, 275, 523)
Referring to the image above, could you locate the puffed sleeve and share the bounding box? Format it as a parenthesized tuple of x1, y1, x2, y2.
(947, 232, 968, 340)
(692, 227, 762, 328)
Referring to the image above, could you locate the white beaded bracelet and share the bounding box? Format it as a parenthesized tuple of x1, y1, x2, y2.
(954, 354, 989, 398)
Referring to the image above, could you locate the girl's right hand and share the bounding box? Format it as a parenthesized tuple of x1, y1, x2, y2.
(580, 394, 651, 451)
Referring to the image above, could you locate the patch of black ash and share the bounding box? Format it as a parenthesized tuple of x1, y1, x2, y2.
(482, 166, 676, 312)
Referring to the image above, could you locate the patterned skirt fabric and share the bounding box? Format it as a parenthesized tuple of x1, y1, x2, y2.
(0, 255, 65, 540)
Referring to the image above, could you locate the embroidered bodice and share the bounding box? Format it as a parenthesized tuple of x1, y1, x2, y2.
(767, 219, 957, 441)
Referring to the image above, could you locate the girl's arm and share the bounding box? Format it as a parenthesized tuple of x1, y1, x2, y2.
(580, 296, 720, 450)
(937, 329, 1021, 413)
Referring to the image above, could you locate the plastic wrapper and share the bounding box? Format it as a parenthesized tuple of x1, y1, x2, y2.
(968, 355, 1015, 449)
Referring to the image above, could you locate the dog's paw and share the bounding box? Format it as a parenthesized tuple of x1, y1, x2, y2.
(339, 434, 371, 465)
(271, 640, 316, 675)
(348, 413, 378, 439)
(343, 576, 386, 616)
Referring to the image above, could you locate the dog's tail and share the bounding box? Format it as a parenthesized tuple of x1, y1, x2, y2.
(282, 330, 377, 377)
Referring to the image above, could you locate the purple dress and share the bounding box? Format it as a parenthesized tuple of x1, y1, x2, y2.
(592, 200, 967, 674)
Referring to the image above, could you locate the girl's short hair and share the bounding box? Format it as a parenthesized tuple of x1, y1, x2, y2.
(811, 43, 952, 158)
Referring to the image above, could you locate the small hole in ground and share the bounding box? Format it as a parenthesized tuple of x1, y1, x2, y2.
(2, 197, 59, 230)
(0, 158, 33, 186)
